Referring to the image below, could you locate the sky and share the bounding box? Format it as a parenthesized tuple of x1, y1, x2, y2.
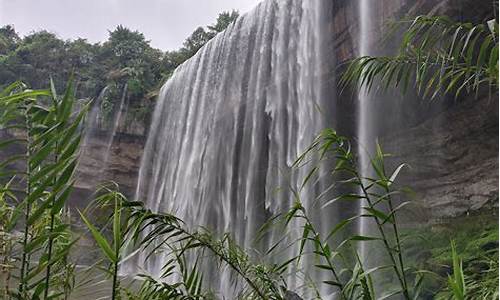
(0, 0, 262, 51)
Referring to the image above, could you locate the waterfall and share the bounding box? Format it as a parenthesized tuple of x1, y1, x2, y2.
(357, 0, 375, 261)
(132, 0, 339, 296)
(80, 86, 110, 173)
(82, 86, 109, 148)
(80, 84, 129, 187)
(102, 83, 128, 169)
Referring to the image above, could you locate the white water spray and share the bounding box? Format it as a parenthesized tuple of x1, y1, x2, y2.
(131, 0, 333, 297)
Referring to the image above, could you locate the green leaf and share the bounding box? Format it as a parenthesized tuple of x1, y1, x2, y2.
(25, 233, 48, 253)
(49, 77, 58, 102)
(58, 104, 89, 150)
(315, 264, 333, 271)
(323, 280, 342, 287)
(0, 90, 50, 104)
(58, 75, 75, 121)
(53, 159, 78, 191)
(50, 182, 74, 215)
(27, 198, 52, 226)
(113, 196, 122, 256)
(29, 138, 56, 169)
(364, 207, 391, 223)
(449, 241, 465, 300)
(78, 210, 117, 263)
(59, 135, 81, 162)
(326, 216, 357, 241)
(388, 163, 408, 186)
(349, 235, 380, 241)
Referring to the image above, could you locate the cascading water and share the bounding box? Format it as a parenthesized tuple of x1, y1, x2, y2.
(81, 86, 109, 152)
(357, 0, 376, 262)
(102, 83, 128, 169)
(130, 0, 408, 297)
(80, 86, 110, 175)
(132, 0, 339, 296)
(80, 84, 129, 186)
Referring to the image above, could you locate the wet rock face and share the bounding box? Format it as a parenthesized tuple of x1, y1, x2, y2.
(74, 132, 145, 204)
(325, 0, 498, 221)
(331, 0, 496, 65)
(385, 96, 499, 221)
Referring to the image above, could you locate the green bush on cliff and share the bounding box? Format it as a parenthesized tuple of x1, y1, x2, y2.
(403, 212, 499, 299)
(0, 10, 239, 128)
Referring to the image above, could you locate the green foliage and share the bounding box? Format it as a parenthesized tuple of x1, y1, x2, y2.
(0, 79, 87, 299)
(276, 129, 415, 299)
(79, 187, 286, 300)
(207, 10, 240, 37)
(0, 13, 496, 299)
(0, 10, 240, 129)
(0, 25, 20, 55)
(79, 186, 128, 300)
(341, 16, 499, 99)
(162, 10, 240, 73)
(106, 25, 150, 64)
(182, 27, 211, 56)
(447, 242, 466, 300)
(404, 213, 499, 299)
(77, 128, 497, 300)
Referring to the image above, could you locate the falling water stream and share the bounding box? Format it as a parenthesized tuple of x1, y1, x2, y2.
(102, 83, 128, 170)
(80, 84, 129, 186)
(82, 86, 109, 151)
(130, 0, 388, 298)
(357, 0, 376, 262)
(132, 0, 335, 296)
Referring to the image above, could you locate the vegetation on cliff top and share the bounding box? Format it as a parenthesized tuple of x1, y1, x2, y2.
(0, 10, 239, 127)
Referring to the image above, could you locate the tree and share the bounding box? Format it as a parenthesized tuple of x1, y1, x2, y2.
(162, 10, 240, 73)
(0, 9, 241, 127)
(183, 27, 211, 55)
(104, 25, 151, 66)
(0, 25, 20, 54)
(207, 10, 240, 38)
(5, 31, 68, 91)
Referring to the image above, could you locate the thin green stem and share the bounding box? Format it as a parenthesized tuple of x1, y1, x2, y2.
(43, 139, 59, 300)
(111, 261, 119, 300)
(386, 192, 409, 296)
(43, 214, 56, 299)
(356, 173, 410, 300)
(301, 212, 347, 300)
(184, 231, 268, 300)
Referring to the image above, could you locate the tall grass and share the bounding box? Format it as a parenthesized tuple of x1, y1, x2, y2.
(0, 80, 88, 299)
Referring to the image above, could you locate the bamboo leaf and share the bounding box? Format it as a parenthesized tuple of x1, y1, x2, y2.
(389, 163, 408, 186)
(364, 207, 391, 223)
(78, 210, 117, 263)
(50, 182, 74, 214)
(113, 195, 122, 256)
